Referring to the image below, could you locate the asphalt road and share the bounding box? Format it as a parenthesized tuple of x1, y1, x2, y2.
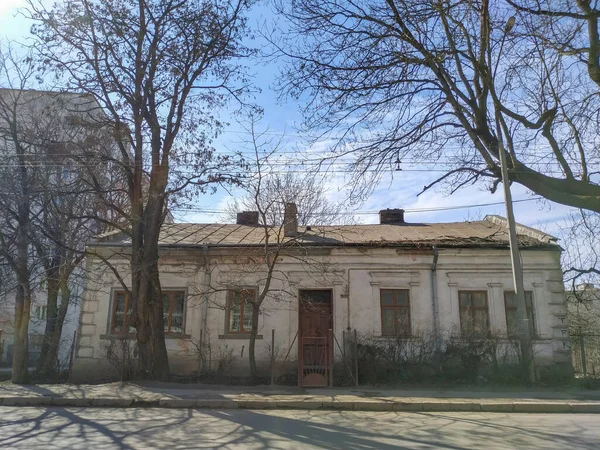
(0, 407, 598, 449)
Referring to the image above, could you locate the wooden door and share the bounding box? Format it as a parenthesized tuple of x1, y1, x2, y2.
(298, 289, 332, 387)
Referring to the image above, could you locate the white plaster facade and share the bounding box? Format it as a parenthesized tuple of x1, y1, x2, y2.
(72, 231, 571, 382)
(0, 289, 80, 368)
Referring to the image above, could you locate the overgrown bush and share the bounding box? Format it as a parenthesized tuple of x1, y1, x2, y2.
(356, 331, 437, 385)
(186, 335, 236, 382)
(104, 336, 138, 382)
(356, 330, 527, 386)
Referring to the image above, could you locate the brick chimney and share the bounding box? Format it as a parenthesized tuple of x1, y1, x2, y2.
(284, 202, 298, 237)
(379, 208, 405, 224)
(236, 211, 259, 225)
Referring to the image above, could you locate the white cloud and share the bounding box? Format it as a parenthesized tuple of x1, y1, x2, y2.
(0, 0, 27, 17)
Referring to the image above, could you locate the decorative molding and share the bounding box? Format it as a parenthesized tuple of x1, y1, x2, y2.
(100, 333, 191, 341)
(369, 271, 420, 278)
(218, 334, 263, 340)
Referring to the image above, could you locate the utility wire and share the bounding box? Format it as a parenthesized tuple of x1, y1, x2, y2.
(172, 197, 542, 216)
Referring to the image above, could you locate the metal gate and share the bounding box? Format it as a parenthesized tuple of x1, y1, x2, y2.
(298, 289, 333, 387)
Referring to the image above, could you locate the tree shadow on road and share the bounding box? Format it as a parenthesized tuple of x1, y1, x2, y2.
(203, 410, 600, 450)
(203, 409, 459, 450)
(0, 407, 194, 449)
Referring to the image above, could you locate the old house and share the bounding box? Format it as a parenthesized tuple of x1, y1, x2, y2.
(72, 206, 571, 385)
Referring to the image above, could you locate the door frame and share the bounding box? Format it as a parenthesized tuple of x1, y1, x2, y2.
(297, 288, 334, 387)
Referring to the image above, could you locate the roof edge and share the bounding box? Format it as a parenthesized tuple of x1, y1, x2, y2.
(484, 215, 558, 244)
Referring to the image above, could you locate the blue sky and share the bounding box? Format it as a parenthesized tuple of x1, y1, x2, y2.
(0, 1, 576, 237)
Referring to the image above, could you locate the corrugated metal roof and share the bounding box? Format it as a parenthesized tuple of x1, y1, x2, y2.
(95, 216, 558, 249)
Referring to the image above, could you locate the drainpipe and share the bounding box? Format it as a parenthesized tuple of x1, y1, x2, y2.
(431, 245, 441, 353)
(200, 245, 210, 338)
(346, 269, 351, 331)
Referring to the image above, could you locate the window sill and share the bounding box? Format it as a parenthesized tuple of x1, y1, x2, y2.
(451, 335, 543, 342)
(508, 336, 546, 342)
(375, 335, 419, 341)
(218, 334, 263, 340)
(100, 333, 191, 341)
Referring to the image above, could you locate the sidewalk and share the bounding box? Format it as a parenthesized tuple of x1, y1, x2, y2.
(1, 381, 599, 413)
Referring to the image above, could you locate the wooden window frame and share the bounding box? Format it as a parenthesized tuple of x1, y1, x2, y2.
(226, 288, 257, 334)
(110, 290, 186, 335)
(379, 289, 412, 337)
(504, 290, 537, 339)
(110, 291, 131, 335)
(458, 290, 490, 336)
(162, 291, 186, 335)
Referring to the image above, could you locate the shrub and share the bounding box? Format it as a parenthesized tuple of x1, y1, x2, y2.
(104, 336, 138, 382)
(355, 330, 527, 386)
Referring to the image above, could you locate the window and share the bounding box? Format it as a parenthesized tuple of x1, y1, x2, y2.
(111, 290, 185, 334)
(380, 289, 411, 336)
(111, 291, 133, 334)
(34, 305, 47, 321)
(162, 291, 185, 334)
(504, 291, 536, 338)
(227, 288, 256, 333)
(459, 291, 489, 336)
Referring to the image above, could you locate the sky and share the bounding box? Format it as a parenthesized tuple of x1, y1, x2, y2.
(0, 1, 577, 239)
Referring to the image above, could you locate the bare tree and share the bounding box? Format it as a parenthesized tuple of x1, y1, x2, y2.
(224, 124, 356, 226)
(225, 171, 355, 226)
(28, 0, 255, 379)
(0, 42, 116, 381)
(0, 78, 36, 383)
(562, 210, 600, 336)
(561, 210, 600, 294)
(0, 45, 65, 382)
(215, 119, 350, 383)
(273, 0, 600, 212)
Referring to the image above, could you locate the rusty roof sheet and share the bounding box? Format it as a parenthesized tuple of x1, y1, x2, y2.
(95, 216, 558, 249)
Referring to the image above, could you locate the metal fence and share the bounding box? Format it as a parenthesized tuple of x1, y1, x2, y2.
(571, 334, 600, 378)
(269, 328, 359, 387)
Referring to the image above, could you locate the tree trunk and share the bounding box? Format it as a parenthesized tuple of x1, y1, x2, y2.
(38, 280, 70, 377)
(37, 275, 59, 376)
(12, 279, 31, 383)
(249, 302, 260, 384)
(128, 153, 170, 380)
(12, 176, 31, 384)
(133, 255, 170, 380)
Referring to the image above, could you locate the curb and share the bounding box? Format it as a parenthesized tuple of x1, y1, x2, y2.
(0, 397, 599, 413)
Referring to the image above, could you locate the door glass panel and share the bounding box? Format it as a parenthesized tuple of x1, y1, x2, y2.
(300, 290, 332, 304)
(381, 291, 393, 305)
(395, 290, 409, 306)
(381, 308, 395, 335)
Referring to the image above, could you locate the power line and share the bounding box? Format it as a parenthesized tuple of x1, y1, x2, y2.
(172, 197, 542, 216)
